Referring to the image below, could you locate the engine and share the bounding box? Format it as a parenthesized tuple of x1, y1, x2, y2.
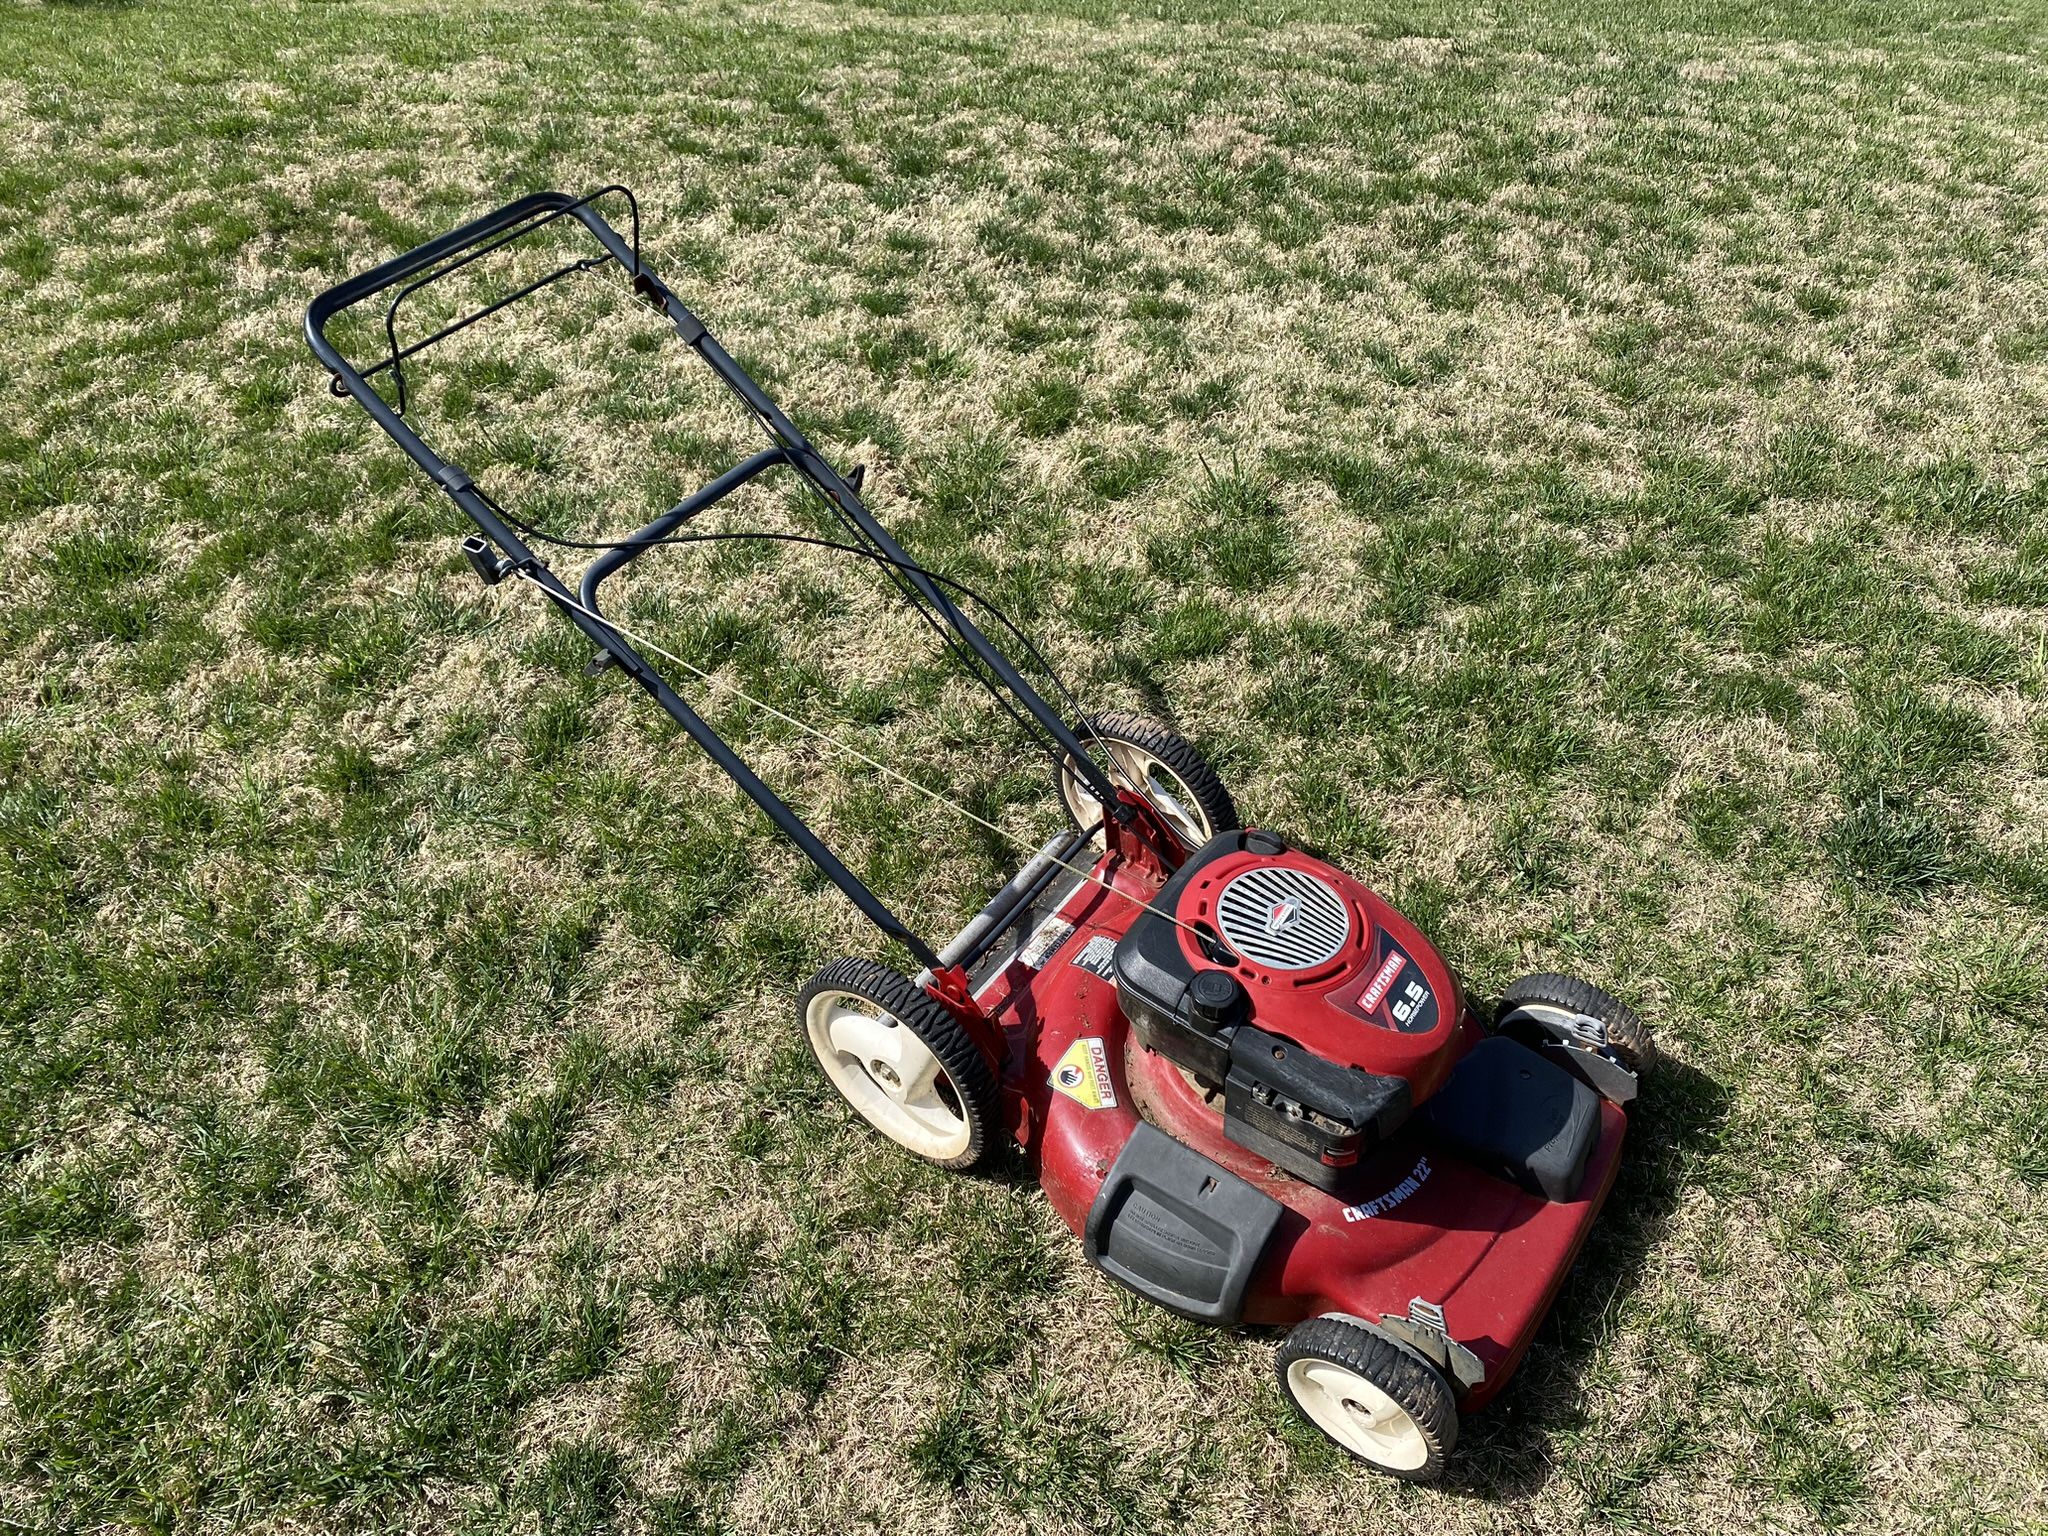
(1112, 829, 1468, 1190)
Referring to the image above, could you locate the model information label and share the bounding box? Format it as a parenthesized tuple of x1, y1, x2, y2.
(1340, 1156, 1431, 1222)
(1049, 1036, 1118, 1110)
(1018, 917, 1075, 970)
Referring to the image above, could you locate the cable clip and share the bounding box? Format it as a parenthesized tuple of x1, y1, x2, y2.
(433, 463, 476, 498)
(631, 269, 668, 313)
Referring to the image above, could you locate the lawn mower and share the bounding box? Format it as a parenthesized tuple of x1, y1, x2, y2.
(306, 187, 1655, 1481)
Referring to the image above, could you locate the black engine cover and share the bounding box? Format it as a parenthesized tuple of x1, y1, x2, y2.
(1221, 1026, 1411, 1191)
(1112, 831, 1256, 1083)
(1113, 831, 1411, 1191)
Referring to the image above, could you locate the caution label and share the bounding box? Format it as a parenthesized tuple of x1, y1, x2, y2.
(1068, 932, 1118, 979)
(1048, 1035, 1118, 1110)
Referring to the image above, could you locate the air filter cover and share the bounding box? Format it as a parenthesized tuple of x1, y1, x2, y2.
(1214, 864, 1350, 971)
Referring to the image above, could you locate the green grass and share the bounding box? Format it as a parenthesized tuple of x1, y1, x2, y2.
(3, 0, 2048, 1531)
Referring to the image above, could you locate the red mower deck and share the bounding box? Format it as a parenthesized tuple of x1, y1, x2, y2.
(975, 837, 1629, 1413)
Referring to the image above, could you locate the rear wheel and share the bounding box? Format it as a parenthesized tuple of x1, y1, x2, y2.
(798, 958, 999, 1171)
(1276, 1315, 1458, 1480)
(1056, 711, 1238, 851)
(1497, 972, 1655, 1076)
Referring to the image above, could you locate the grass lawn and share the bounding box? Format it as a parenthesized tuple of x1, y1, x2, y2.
(3, 0, 2047, 1529)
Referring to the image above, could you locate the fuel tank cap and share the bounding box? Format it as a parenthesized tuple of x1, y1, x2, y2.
(1188, 968, 1246, 1028)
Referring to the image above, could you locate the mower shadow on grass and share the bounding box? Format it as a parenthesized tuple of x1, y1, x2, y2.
(1440, 1054, 1731, 1501)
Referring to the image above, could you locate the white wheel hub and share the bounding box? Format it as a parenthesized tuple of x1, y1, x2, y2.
(805, 992, 970, 1160)
(1285, 1357, 1430, 1471)
(1063, 740, 1211, 849)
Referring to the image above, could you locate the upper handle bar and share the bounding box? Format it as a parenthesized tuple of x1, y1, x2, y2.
(305, 187, 702, 415)
(305, 190, 580, 342)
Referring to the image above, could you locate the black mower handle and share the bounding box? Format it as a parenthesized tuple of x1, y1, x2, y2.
(303, 187, 1135, 971)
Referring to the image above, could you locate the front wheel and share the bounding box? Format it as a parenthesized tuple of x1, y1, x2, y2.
(1496, 972, 1656, 1077)
(1276, 1315, 1458, 1480)
(1056, 711, 1238, 851)
(798, 958, 999, 1171)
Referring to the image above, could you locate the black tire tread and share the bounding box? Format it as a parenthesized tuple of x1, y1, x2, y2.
(1499, 971, 1656, 1075)
(1062, 711, 1239, 841)
(797, 957, 1000, 1172)
(1275, 1315, 1458, 1481)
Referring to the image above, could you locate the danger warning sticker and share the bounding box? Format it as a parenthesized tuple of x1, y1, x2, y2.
(1049, 1036, 1118, 1110)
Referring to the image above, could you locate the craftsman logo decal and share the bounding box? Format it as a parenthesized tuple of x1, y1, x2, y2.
(1358, 951, 1407, 1012)
(1018, 916, 1075, 971)
(1049, 1036, 1117, 1110)
(1360, 934, 1439, 1035)
(1068, 933, 1118, 980)
(1264, 898, 1299, 936)
(1341, 1156, 1431, 1222)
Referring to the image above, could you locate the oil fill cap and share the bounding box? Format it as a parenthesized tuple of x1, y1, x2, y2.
(1244, 830, 1286, 854)
(1189, 969, 1246, 1028)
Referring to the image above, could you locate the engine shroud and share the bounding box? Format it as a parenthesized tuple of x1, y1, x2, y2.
(1112, 830, 1466, 1189)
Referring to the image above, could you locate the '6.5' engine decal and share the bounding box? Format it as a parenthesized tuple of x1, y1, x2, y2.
(1360, 932, 1438, 1034)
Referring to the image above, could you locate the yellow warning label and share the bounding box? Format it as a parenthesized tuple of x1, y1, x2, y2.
(1048, 1036, 1118, 1110)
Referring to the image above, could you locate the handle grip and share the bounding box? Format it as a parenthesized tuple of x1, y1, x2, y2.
(304, 186, 676, 413)
(305, 191, 580, 365)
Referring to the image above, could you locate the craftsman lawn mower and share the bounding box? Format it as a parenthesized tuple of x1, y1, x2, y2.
(307, 188, 1655, 1481)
